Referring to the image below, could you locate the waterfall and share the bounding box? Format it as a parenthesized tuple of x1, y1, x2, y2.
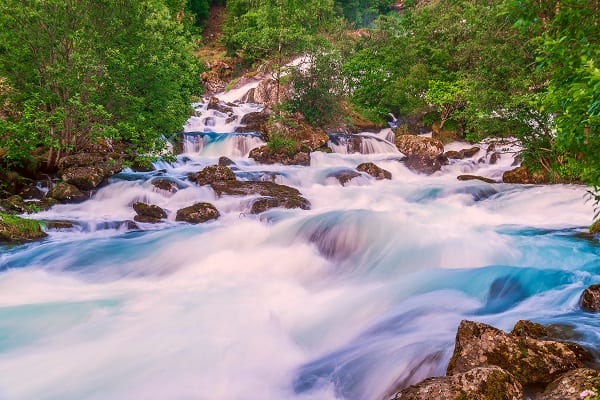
(328, 132, 399, 154)
(181, 132, 265, 157)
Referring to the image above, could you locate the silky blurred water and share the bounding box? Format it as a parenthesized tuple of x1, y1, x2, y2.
(0, 104, 598, 399)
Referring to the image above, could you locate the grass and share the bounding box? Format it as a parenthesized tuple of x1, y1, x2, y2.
(0, 212, 47, 243)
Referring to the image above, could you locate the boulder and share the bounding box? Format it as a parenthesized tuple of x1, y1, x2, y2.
(175, 202, 219, 223)
(502, 166, 546, 184)
(396, 134, 444, 159)
(0, 213, 47, 243)
(61, 166, 106, 191)
(444, 150, 463, 159)
(533, 368, 600, 400)
(510, 320, 551, 339)
(249, 146, 310, 166)
(132, 202, 166, 223)
(489, 152, 501, 165)
(253, 77, 287, 107)
(206, 96, 233, 114)
(326, 169, 361, 186)
(46, 182, 89, 203)
(396, 135, 445, 175)
(457, 175, 497, 184)
(459, 146, 481, 158)
(447, 320, 587, 386)
(357, 162, 392, 180)
(580, 284, 600, 312)
(237, 111, 270, 134)
(210, 180, 310, 213)
(188, 165, 236, 186)
(218, 156, 236, 167)
(390, 366, 522, 400)
(151, 178, 181, 193)
(404, 154, 444, 175)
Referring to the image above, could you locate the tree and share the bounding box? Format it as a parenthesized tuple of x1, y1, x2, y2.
(0, 0, 201, 168)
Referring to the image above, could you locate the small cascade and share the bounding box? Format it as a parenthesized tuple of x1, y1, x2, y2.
(328, 133, 399, 154)
(181, 132, 265, 157)
(183, 96, 263, 134)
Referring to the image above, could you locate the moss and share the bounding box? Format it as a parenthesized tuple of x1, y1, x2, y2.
(0, 212, 47, 243)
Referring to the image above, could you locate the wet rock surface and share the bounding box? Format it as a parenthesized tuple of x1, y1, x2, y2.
(327, 169, 362, 186)
(391, 366, 523, 400)
(46, 182, 89, 203)
(0, 213, 48, 243)
(502, 166, 546, 184)
(533, 368, 600, 400)
(189, 165, 236, 186)
(447, 320, 587, 386)
(581, 284, 600, 312)
(175, 202, 219, 223)
(356, 162, 392, 180)
(132, 202, 167, 223)
(457, 175, 497, 184)
(249, 146, 310, 166)
(210, 180, 310, 213)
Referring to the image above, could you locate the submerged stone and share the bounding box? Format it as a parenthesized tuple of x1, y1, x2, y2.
(327, 169, 362, 186)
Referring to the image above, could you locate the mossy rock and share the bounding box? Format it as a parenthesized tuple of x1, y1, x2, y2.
(0, 213, 47, 243)
(175, 202, 219, 223)
(590, 220, 600, 235)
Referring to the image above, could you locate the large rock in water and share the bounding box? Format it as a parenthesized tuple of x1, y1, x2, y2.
(0, 213, 47, 243)
(236, 110, 270, 134)
(188, 165, 236, 186)
(175, 202, 219, 223)
(46, 182, 89, 203)
(580, 284, 600, 312)
(58, 152, 123, 191)
(396, 135, 445, 174)
(357, 162, 392, 180)
(249, 146, 310, 166)
(326, 169, 361, 186)
(502, 166, 546, 184)
(210, 180, 310, 213)
(533, 368, 600, 400)
(132, 202, 166, 223)
(390, 366, 523, 400)
(446, 320, 587, 386)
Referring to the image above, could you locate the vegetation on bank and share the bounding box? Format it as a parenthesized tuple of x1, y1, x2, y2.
(0, 212, 47, 243)
(0, 0, 598, 221)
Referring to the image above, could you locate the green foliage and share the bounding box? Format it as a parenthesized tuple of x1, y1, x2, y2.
(507, 0, 599, 197)
(222, 0, 335, 62)
(0, 212, 46, 242)
(286, 49, 344, 127)
(343, 0, 536, 134)
(267, 133, 299, 156)
(0, 0, 201, 168)
(333, 0, 394, 27)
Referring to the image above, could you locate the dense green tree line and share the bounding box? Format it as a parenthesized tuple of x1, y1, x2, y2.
(0, 0, 201, 168)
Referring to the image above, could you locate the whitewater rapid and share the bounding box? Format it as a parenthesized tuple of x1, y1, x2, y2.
(0, 94, 598, 400)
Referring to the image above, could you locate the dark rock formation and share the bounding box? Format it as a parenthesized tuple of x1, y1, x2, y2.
(447, 320, 587, 386)
(502, 166, 546, 184)
(218, 156, 236, 167)
(533, 368, 600, 400)
(444, 150, 463, 159)
(510, 320, 551, 339)
(236, 111, 270, 134)
(457, 175, 497, 184)
(46, 182, 89, 203)
(404, 154, 444, 174)
(489, 152, 500, 165)
(357, 162, 392, 180)
(206, 96, 233, 114)
(391, 366, 523, 400)
(175, 202, 219, 223)
(326, 169, 361, 186)
(249, 146, 310, 166)
(151, 178, 181, 193)
(581, 284, 600, 312)
(459, 146, 481, 158)
(132, 202, 167, 223)
(58, 152, 123, 191)
(210, 180, 310, 213)
(189, 165, 236, 186)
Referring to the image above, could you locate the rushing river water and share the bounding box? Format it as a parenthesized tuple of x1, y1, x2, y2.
(0, 92, 599, 400)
